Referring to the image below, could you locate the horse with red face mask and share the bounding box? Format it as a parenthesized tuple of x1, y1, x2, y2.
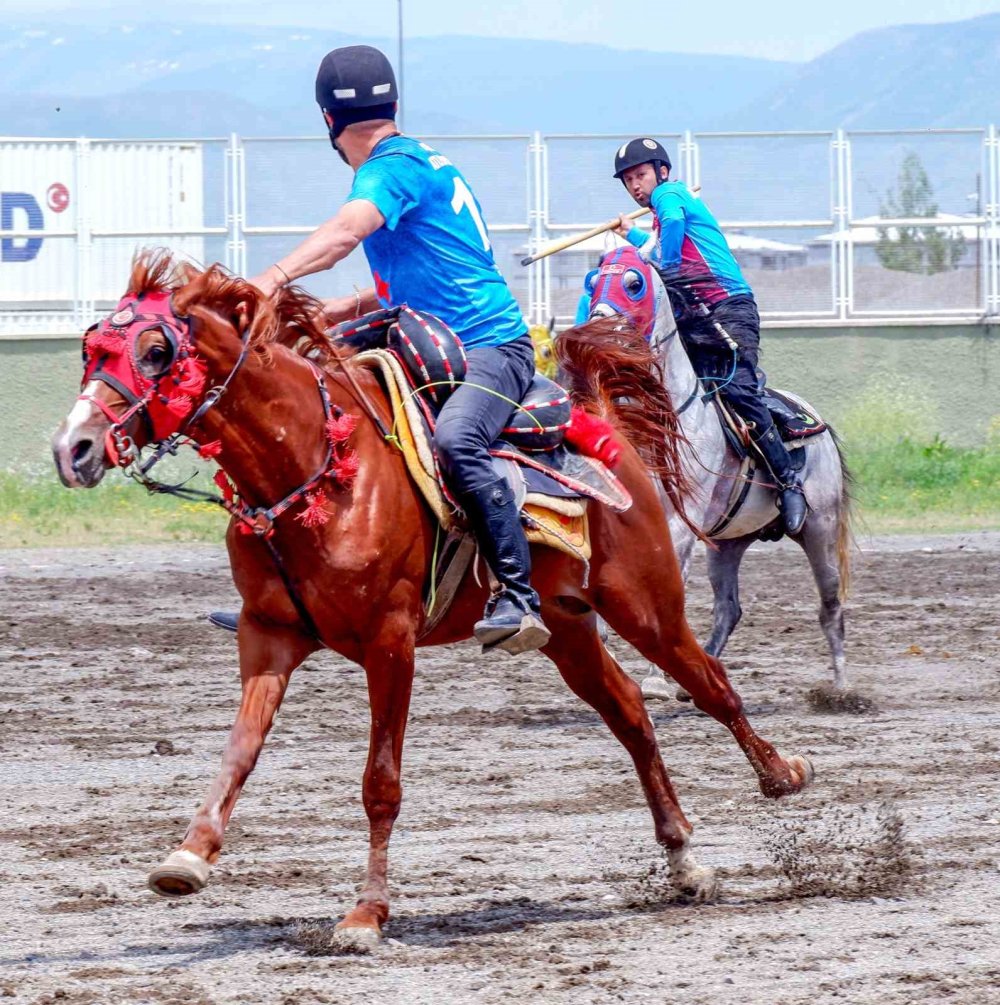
(52, 252, 814, 949)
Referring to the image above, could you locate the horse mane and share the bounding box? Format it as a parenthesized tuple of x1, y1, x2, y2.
(125, 249, 348, 366)
(126, 249, 179, 296)
(556, 315, 702, 537)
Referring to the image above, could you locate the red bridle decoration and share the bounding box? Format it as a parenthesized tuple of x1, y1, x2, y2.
(79, 290, 361, 539)
(80, 291, 209, 460)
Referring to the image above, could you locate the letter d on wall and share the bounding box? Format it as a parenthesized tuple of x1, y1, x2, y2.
(2, 193, 44, 263)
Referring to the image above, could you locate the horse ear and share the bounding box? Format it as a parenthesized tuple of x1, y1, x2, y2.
(232, 299, 253, 334)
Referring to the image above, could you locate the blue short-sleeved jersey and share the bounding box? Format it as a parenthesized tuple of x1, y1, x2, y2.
(625, 181, 752, 306)
(347, 135, 527, 350)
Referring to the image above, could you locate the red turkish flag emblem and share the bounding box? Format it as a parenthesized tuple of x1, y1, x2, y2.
(47, 183, 70, 213)
(374, 271, 391, 304)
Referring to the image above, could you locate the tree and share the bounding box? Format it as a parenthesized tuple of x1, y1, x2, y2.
(874, 153, 966, 275)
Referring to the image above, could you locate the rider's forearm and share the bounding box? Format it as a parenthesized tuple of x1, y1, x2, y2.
(277, 218, 362, 282)
(626, 226, 657, 262)
(322, 286, 378, 324)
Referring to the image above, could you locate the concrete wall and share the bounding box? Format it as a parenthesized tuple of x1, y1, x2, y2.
(2, 324, 998, 471)
(760, 324, 999, 447)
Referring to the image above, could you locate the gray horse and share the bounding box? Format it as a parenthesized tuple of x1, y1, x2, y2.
(585, 248, 852, 701)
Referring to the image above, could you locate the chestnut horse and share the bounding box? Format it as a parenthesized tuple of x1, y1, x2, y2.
(52, 253, 813, 950)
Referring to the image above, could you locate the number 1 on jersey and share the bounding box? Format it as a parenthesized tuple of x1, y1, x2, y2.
(451, 177, 491, 252)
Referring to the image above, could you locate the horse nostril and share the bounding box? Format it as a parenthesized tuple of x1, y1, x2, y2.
(72, 439, 94, 465)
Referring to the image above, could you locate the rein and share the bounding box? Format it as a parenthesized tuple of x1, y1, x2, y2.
(136, 360, 354, 643)
(329, 350, 391, 438)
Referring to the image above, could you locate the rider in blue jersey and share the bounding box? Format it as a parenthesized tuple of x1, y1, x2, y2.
(348, 135, 526, 350)
(611, 138, 806, 536)
(233, 45, 548, 654)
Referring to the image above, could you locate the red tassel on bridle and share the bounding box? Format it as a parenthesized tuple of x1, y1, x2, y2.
(85, 331, 127, 357)
(213, 469, 235, 504)
(296, 489, 332, 528)
(326, 412, 358, 444)
(174, 361, 207, 398)
(329, 450, 360, 486)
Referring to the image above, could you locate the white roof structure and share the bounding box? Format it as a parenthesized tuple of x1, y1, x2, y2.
(811, 213, 981, 245)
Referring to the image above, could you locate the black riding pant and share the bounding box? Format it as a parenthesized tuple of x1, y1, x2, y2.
(434, 334, 536, 496)
(683, 295, 773, 436)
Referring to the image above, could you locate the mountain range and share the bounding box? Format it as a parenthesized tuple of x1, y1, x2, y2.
(1, 12, 999, 137)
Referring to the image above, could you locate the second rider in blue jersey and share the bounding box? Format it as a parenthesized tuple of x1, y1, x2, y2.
(610, 138, 807, 536)
(244, 45, 548, 655)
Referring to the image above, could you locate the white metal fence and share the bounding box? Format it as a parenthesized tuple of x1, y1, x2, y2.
(2, 127, 998, 336)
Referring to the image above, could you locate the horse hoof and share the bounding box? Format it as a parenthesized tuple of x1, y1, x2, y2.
(331, 924, 382, 955)
(667, 847, 719, 903)
(675, 687, 693, 703)
(675, 865, 719, 904)
(148, 849, 211, 898)
(758, 754, 816, 799)
(640, 673, 674, 702)
(787, 754, 815, 790)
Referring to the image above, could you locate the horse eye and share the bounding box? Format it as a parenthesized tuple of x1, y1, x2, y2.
(138, 338, 175, 377)
(623, 270, 645, 296)
(584, 269, 599, 294)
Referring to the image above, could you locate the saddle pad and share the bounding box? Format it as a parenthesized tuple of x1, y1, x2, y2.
(352, 349, 617, 561)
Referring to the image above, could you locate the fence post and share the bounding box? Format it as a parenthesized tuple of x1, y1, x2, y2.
(987, 124, 1000, 318)
(225, 133, 247, 277)
(527, 131, 548, 326)
(680, 130, 699, 190)
(540, 135, 551, 325)
(74, 137, 93, 328)
(831, 129, 851, 321)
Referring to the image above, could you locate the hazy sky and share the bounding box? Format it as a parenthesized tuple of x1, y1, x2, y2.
(8, 0, 1000, 61)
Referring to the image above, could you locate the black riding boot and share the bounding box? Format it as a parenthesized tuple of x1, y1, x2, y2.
(753, 424, 808, 535)
(462, 477, 550, 655)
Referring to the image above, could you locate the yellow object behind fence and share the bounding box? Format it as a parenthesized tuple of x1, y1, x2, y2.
(529, 323, 558, 379)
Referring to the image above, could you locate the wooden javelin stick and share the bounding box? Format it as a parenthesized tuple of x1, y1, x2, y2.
(520, 185, 701, 267)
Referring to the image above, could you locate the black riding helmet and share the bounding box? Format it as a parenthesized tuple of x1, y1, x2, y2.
(613, 137, 672, 186)
(315, 45, 398, 151)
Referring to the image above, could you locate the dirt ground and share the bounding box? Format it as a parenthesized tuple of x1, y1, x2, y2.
(1, 531, 999, 1005)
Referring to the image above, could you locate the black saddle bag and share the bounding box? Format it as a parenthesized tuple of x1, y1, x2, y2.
(331, 305, 468, 408)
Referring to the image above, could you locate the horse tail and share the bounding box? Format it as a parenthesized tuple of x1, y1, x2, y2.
(829, 425, 855, 601)
(556, 316, 703, 539)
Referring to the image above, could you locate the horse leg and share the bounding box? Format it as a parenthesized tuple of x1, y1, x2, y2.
(673, 536, 756, 703)
(797, 515, 847, 689)
(334, 619, 416, 950)
(542, 600, 717, 901)
(148, 619, 315, 897)
(597, 579, 812, 799)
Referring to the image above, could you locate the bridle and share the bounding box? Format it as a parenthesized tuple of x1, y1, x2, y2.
(79, 288, 369, 645)
(79, 292, 215, 466)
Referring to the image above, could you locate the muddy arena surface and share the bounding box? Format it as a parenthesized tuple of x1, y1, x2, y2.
(2, 533, 999, 1005)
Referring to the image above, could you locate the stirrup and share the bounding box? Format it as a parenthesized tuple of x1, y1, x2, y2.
(207, 611, 239, 633)
(475, 594, 550, 655)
